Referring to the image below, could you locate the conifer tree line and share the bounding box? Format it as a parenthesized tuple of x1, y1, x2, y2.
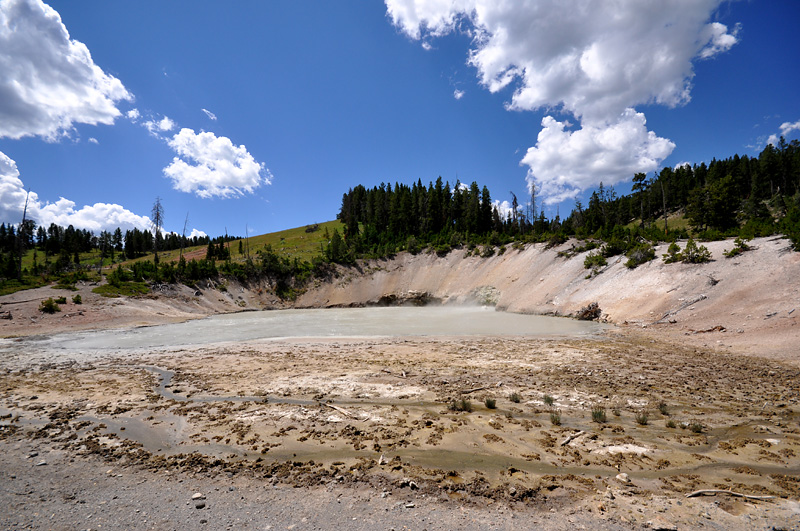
(334, 138, 800, 262)
(0, 221, 210, 278)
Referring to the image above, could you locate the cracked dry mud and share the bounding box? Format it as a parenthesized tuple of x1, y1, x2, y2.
(2, 332, 799, 529)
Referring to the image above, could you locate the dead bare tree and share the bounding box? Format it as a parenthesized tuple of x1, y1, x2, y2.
(151, 197, 164, 264)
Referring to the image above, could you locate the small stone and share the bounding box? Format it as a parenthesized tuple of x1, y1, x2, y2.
(191, 493, 205, 500)
(615, 473, 630, 484)
(195, 501, 206, 509)
(35, 460, 47, 466)
(405, 502, 415, 508)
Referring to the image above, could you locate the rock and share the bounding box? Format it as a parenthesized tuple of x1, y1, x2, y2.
(0, 310, 11, 319)
(647, 517, 678, 530)
(195, 501, 206, 509)
(35, 460, 47, 466)
(192, 493, 205, 500)
(576, 302, 601, 321)
(404, 502, 415, 508)
(615, 473, 630, 484)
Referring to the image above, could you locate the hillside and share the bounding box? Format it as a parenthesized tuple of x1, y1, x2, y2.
(297, 236, 800, 362)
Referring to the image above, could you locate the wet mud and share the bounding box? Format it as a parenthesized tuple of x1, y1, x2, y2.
(2, 333, 800, 527)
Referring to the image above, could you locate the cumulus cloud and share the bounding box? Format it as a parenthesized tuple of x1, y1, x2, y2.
(202, 108, 217, 121)
(143, 115, 176, 135)
(386, 0, 738, 201)
(163, 128, 270, 199)
(521, 110, 675, 204)
(0, 0, 132, 141)
(126, 108, 141, 121)
(0, 150, 151, 233)
(767, 120, 800, 147)
(188, 228, 208, 239)
(492, 199, 520, 220)
(453, 89, 465, 100)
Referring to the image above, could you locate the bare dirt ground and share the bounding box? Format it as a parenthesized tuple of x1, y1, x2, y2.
(1, 238, 799, 530)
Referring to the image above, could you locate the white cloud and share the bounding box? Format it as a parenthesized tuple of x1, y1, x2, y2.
(674, 161, 692, 170)
(126, 108, 141, 121)
(88, 137, 99, 144)
(0, 0, 132, 141)
(202, 108, 217, 121)
(188, 228, 207, 239)
(386, 0, 737, 202)
(0, 150, 151, 233)
(492, 199, 520, 220)
(453, 89, 465, 100)
(698, 22, 740, 59)
(521, 110, 675, 204)
(163, 128, 270, 199)
(421, 41, 432, 51)
(767, 120, 800, 147)
(143, 115, 176, 135)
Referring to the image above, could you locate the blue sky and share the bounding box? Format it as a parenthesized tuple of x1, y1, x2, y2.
(1, 0, 798, 238)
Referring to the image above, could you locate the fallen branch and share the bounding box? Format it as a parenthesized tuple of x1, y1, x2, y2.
(322, 403, 354, 419)
(560, 430, 586, 446)
(654, 294, 707, 325)
(685, 489, 775, 501)
(460, 386, 490, 395)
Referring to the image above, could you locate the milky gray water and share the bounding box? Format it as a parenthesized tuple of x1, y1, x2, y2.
(23, 306, 606, 351)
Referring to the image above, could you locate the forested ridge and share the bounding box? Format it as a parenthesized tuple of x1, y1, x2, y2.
(1, 139, 798, 299)
(332, 139, 800, 262)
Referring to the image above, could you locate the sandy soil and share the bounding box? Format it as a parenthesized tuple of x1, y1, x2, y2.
(1, 238, 799, 529)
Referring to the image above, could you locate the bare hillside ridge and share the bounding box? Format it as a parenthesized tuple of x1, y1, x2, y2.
(297, 236, 800, 362)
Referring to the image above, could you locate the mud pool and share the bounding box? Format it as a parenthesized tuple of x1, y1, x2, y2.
(34, 306, 605, 350)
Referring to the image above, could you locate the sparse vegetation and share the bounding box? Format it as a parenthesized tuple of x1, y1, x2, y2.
(657, 401, 669, 416)
(72, 294, 82, 304)
(583, 252, 607, 270)
(666, 419, 677, 429)
(449, 398, 473, 413)
(635, 410, 649, 426)
(689, 422, 704, 434)
(549, 409, 562, 426)
(543, 394, 554, 406)
(484, 397, 497, 409)
(509, 392, 522, 403)
(39, 297, 61, 313)
(724, 237, 752, 258)
(591, 405, 607, 423)
(624, 243, 655, 268)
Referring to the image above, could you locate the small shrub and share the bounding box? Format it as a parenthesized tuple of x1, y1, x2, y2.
(509, 392, 522, 404)
(549, 409, 562, 426)
(611, 405, 621, 417)
(665, 419, 677, 429)
(481, 245, 496, 258)
(484, 398, 497, 409)
(449, 398, 473, 413)
(635, 410, 649, 426)
(662, 242, 682, 263)
(39, 298, 61, 314)
(723, 237, 752, 258)
(657, 401, 669, 416)
(54, 296, 67, 304)
(543, 394, 555, 407)
(624, 243, 656, 269)
(591, 405, 607, 424)
(583, 252, 607, 270)
(689, 422, 704, 434)
(72, 294, 82, 304)
(681, 238, 712, 263)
